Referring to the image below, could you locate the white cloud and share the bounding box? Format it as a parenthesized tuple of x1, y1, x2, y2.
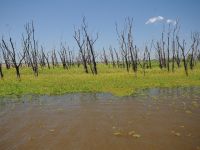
(145, 16, 177, 26)
(145, 16, 164, 24)
(166, 19, 176, 25)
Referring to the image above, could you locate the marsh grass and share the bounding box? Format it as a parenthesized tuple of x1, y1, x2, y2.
(0, 63, 200, 96)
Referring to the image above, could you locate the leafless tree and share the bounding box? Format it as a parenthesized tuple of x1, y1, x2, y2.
(1, 37, 25, 78)
(68, 49, 75, 67)
(23, 21, 39, 76)
(190, 32, 200, 70)
(1, 45, 10, 69)
(51, 49, 58, 68)
(0, 63, 3, 79)
(82, 17, 98, 75)
(161, 25, 166, 68)
(38, 46, 46, 68)
(172, 21, 179, 72)
(74, 25, 88, 73)
(109, 46, 116, 68)
(116, 19, 132, 72)
(116, 17, 139, 74)
(102, 48, 108, 65)
(142, 48, 147, 76)
(76, 53, 81, 68)
(167, 24, 171, 72)
(144, 45, 152, 69)
(0, 50, 3, 78)
(39, 46, 50, 69)
(176, 37, 188, 76)
(58, 43, 68, 69)
(114, 48, 120, 68)
(154, 41, 163, 69)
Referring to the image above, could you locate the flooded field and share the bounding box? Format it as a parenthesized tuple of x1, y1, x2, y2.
(0, 87, 200, 150)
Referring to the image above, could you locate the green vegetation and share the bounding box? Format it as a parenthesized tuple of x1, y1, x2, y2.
(0, 63, 200, 97)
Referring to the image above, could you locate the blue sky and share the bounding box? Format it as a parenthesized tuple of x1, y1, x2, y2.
(0, 0, 200, 52)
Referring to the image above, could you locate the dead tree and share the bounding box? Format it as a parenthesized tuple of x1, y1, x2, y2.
(0, 51, 3, 78)
(73, 28, 88, 73)
(102, 48, 108, 65)
(114, 48, 120, 68)
(38, 46, 46, 68)
(86, 42, 94, 74)
(38, 50, 50, 69)
(109, 46, 116, 68)
(176, 45, 181, 68)
(116, 18, 139, 73)
(127, 18, 139, 73)
(190, 32, 199, 70)
(40, 46, 50, 69)
(68, 49, 75, 67)
(127, 18, 134, 73)
(121, 31, 129, 72)
(45, 52, 51, 69)
(172, 21, 180, 72)
(121, 51, 125, 68)
(76, 53, 81, 68)
(51, 49, 58, 68)
(147, 41, 153, 69)
(142, 49, 147, 76)
(144, 45, 151, 69)
(0, 63, 3, 79)
(0, 45, 10, 69)
(82, 17, 98, 75)
(58, 43, 68, 69)
(132, 45, 138, 73)
(23, 21, 39, 76)
(176, 37, 188, 76)
(197, 49, 200, 61)
(167, 24, 171, 72)
(161, 26, 166, 68)
(1, 37, 25, 78)
(116, 20, 130, 72)
(155, 41, 163, 69)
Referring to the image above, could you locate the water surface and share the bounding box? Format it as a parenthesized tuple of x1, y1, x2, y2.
(0, 87, 200, 150)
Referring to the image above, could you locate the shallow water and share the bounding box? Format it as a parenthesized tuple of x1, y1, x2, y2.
(0, 87, 200, 150)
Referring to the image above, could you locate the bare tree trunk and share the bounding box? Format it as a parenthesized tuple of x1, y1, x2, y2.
(114, 49, 120, 68)
(59, 44, 69, 69)
(142, 51, 146, 76)
(16, 65, 20, 78)
(148, 51, 151, 69)
(2, 37, 25, 79)
(155, 42, 163, 69)
(162, 30, 166, 68)
(172, 40, 175, 72)
(23, 21, 39, 76)
(109, 46, 116, 68)
(0, 63, 3, 79)
(176, 45, 181, 68)
(82, 17, 98, 75)
(74, 28, 88, 73)
(1, 49, 10, 69)
(177, 37, 188, 76)
(190, 32, 199, 70)
(103, 48, 108, 65)
(167, 25, 171, 72)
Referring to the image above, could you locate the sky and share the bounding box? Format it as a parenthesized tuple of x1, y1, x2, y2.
(0, 0, 200, 53)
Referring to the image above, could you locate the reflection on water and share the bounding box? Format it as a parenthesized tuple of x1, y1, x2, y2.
(0, 87, 200, 150)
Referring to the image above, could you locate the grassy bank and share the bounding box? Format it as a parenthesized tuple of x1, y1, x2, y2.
(0, 64, 200, 97)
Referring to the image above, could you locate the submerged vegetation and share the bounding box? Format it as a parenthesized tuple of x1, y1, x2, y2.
(0, 17, 200, 96)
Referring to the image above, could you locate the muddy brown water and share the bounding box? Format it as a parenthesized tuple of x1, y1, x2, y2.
(0, 87, 200, 150)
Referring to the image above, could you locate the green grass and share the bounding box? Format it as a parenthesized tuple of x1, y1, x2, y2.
(0, 63, 200, 97)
